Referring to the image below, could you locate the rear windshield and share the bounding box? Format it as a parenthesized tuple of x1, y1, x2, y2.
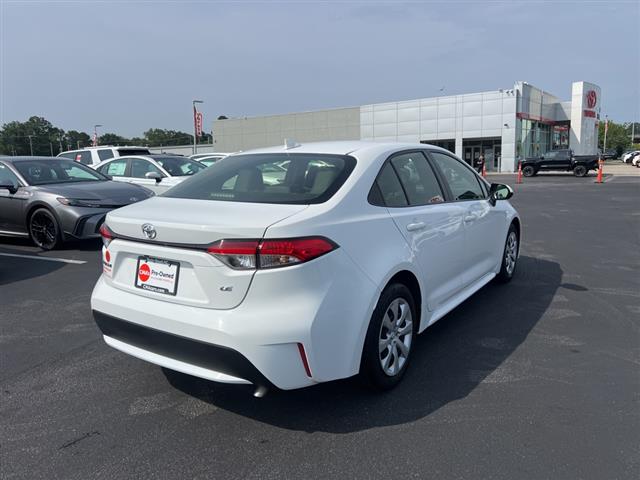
(117, 148, 150, 156)
(12, 159, 107, 185)
(164, 153, 356, 204)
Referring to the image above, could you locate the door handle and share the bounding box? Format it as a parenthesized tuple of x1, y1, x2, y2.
(406, 222, 426, 232)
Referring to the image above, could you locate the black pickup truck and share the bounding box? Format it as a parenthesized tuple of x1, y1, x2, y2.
(521, 149, 599, 177)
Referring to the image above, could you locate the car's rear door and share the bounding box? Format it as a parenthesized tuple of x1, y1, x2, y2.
(373, 151, 467, 313)
(427, 150, 504, 286)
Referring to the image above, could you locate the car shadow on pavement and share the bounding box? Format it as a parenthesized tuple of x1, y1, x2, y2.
(164, 255, 563, 433)
(0, 254, 66, 286)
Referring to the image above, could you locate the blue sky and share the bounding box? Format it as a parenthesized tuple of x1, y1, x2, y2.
(1, 0, 638, 136)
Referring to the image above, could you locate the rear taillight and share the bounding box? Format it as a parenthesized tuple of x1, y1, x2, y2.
(207, 237, 337, 270)
(99, 224, 116, 248)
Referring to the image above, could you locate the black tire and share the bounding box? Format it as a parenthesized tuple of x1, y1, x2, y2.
(29, 208, 62, 250)
(522, 165, 536, 177)
(360, 283, 416, 391)
(496, 224, 519, 283)
(573, 165, 588, 177)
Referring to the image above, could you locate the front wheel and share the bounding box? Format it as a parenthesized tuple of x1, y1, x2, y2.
(360, 284, 416, 390)
(496, 224, 519, 283)
(573, 165, 588, 177)
(522, 165, 536, 177)
(29, 208, 62, 250)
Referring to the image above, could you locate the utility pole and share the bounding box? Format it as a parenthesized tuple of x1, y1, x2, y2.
(93, 124, 102, 146)
(27, 135, 34, 156)
(193, 99, 203, 154)
(59, 136, 63, 153)
(632, 122, 636, 146)
(50, 142, 53, 156)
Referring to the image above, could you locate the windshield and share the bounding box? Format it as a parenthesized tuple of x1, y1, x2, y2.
(13, 159, 107, 185)
(164, 153, 356, 204)
(154, 156, 205, 176)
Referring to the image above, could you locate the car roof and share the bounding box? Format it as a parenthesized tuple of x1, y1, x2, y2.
(60, 145, 149, 151)
(233, 141, 453, 159)
(0, 156, 72, 162)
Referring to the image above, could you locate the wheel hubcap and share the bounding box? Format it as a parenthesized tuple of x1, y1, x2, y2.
(505, 231, 518, 275)
(379, 298, 413, 377)
(31, 213, 56, 247)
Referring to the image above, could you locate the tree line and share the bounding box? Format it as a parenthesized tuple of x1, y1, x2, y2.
(598, 121, 639, 156)
(0, 116, 212, 156)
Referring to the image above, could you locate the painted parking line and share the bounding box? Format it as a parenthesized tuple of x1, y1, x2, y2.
(0, 252, 87, 265)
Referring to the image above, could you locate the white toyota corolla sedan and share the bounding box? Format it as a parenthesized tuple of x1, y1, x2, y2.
(91, 141, 520, 396)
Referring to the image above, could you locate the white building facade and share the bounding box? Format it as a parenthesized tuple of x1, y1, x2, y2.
(213, 80, 601, 172)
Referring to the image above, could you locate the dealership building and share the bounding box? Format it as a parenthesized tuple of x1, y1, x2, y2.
(212, 81, 601, 172)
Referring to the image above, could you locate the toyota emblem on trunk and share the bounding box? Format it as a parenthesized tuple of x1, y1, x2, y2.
(141, 223, 157, 239)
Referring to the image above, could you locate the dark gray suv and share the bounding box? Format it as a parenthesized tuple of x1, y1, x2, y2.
(0, 157, 154, 250)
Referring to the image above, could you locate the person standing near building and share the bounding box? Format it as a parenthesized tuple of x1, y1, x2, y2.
(475, 154, 485, 174)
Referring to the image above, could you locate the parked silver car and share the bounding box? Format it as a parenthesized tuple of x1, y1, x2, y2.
(0, 157, 154, 250)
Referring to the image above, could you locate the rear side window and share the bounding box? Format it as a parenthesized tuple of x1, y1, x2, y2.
(429, 152, 485, 201)
(390, 152, 444, 205)
(75, 151, 92, 165)
(164, 153, 356, 204)
(370, 163, 408, 207)
(99, 159, 127, 177)
(58, 151, 77, 160)
(98, 149, 114, 161)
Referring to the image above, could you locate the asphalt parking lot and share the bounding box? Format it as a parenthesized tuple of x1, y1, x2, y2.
(1, 173, 639, 480)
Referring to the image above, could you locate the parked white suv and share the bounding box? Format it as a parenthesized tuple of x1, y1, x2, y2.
(57, 146, 151, 167)
(91, 141, 521, 396)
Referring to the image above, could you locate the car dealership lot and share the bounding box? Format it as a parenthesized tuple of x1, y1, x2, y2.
(1, 175, 639, 479)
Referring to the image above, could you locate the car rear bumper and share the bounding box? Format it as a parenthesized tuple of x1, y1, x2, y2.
(90, 248, 379, 390)
(94, 310, 273, 389)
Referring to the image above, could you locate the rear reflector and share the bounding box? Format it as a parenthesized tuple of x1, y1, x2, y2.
(297, 343, 312, 377)
(206, 237, 337, 270)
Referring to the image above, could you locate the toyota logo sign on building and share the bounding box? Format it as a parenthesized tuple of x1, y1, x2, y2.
(586, 90, 597, 109)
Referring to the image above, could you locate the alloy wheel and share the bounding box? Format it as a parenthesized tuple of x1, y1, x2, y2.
(30, 211, 58, 249)
(378, 298, 413, 377)
(505, 231, 518, 275)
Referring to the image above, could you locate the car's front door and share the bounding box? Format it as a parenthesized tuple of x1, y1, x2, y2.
(128, 158, 169, 193)
(428, 151, 505, 286)
(0, 162, 28, 235)
(375, 151, 468, 313)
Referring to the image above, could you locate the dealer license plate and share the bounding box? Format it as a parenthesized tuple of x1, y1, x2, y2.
(134, 256, 180, 296)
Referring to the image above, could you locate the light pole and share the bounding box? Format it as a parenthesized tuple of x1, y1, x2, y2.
(193, 100, 203, 154)
(94, 124, 102, 146)
(602, 115, 608, 156)
(27, 134, 34, 156)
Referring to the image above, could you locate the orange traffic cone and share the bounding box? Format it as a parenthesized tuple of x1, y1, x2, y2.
(516, 161, 523, 184)
(596, 158, 604, 183)
(481, 162, 487, 178)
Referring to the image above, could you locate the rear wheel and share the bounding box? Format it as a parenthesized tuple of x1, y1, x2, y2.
(496, 224, 519, 283)
(360, 283, 416, 390)
(522, 165, 536, 177)
(29, 208, 61, 250)
(573, 165, 588, 177)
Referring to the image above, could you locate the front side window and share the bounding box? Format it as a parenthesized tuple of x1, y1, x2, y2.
(0, 162, 21, 185)
(429, 152, 485, 201)
(153, 156, 205, 177)
(130, 159, 163, 178)
(58, 151, 77, 160)
(390, 152, 444, 206)
(97, 149, 114, 161)
(13, 160, 105, 185)
(99, 159, 127, 177)
(164, 153, 356, 204)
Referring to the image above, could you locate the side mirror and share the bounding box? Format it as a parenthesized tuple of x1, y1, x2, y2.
(0, 179, 18, 194)
(104, 174, 113, 180)
(489, 183, 514, 206)
(145, 171, 163, 183)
